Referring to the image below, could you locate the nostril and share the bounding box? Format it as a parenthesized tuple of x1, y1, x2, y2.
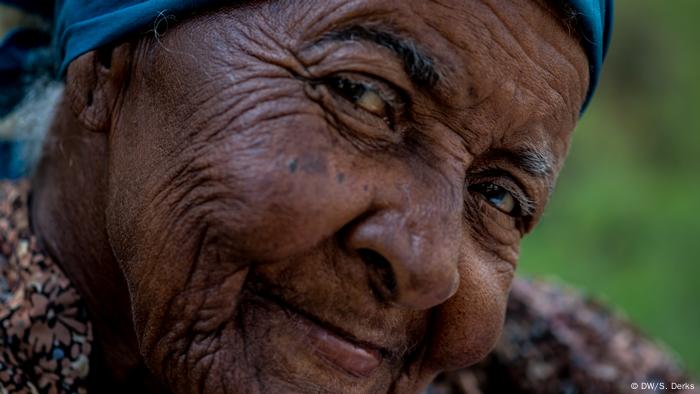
(357, 248, 397, 303)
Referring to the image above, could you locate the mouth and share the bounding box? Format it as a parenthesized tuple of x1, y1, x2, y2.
(254, 290, 387, 378)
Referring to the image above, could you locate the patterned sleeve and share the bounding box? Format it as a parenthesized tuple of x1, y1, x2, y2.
(1, 181, 93, 393)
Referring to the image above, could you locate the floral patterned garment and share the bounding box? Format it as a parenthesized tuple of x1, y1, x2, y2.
(0, 180, 92, 394)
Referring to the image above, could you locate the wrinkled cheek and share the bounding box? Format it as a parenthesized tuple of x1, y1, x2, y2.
(131, 273, 253, 393)
(119, 228, 251, 383)
(202, 127, 372, 263)
(158, 325, 253, 394)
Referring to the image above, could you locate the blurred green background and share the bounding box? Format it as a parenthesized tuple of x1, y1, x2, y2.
(520, 0, 700, 376)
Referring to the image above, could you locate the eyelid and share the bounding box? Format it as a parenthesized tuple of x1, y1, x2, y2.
(320, 73, 408, 131)
(496, 182, 534, 217)
(467, 170, 536, 217)
(328, 72, 406, 109)
(308, 74, 407, 145)
(298, 38, 419, 97)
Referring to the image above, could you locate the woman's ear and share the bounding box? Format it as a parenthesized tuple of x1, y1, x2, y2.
(66, 42, 132, 132)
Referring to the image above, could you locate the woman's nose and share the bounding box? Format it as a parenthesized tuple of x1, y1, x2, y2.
(344, 198, 462, 311)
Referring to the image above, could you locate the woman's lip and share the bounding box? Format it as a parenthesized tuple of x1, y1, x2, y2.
(257, 291, 384, 377)
(299, 317, 382, 377)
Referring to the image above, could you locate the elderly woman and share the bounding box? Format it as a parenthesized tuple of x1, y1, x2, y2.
(0, 0, 693, 393)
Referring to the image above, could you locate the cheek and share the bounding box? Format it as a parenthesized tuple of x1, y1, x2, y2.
(188, 111, 375, 262)
(106, 96, 380, 381)
(424, 241, 513, 371)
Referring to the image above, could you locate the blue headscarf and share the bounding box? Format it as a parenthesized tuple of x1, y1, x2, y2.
(53, 0, 612, 107)
(0, 0, 612, 178)
(53, 1, 221, 74)
(569, 0, 613, 110)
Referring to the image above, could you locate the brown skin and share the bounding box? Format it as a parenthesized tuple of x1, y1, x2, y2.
(30, 0, 588, 393)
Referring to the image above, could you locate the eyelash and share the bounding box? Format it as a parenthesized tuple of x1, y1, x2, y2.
(323, 74, 404, 127)
(467, 175, 535, 218)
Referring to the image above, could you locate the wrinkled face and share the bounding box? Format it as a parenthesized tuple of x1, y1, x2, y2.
(103, 0, 587, 392)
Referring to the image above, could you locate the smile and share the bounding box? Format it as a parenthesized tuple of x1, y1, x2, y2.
(256, 291, 385, 377)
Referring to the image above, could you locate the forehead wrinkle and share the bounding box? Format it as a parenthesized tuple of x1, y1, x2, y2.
(429, 0, 584, 151)
(408, 0, 582, 109)
(479, 1, 570, 113)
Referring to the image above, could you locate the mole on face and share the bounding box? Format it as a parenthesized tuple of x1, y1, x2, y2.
(101, 0, 587, 392)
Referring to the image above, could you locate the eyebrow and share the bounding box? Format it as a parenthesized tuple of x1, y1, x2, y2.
(316, 25, 441, 89)
(488, 147, 555, 179)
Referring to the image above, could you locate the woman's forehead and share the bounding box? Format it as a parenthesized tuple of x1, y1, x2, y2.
(186, 0, 587, 156)
(51, 0, 608, 108)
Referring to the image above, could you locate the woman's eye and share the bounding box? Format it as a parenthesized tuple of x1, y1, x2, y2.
(327, 77, 389, 119)
(470, 183, 519, 215)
